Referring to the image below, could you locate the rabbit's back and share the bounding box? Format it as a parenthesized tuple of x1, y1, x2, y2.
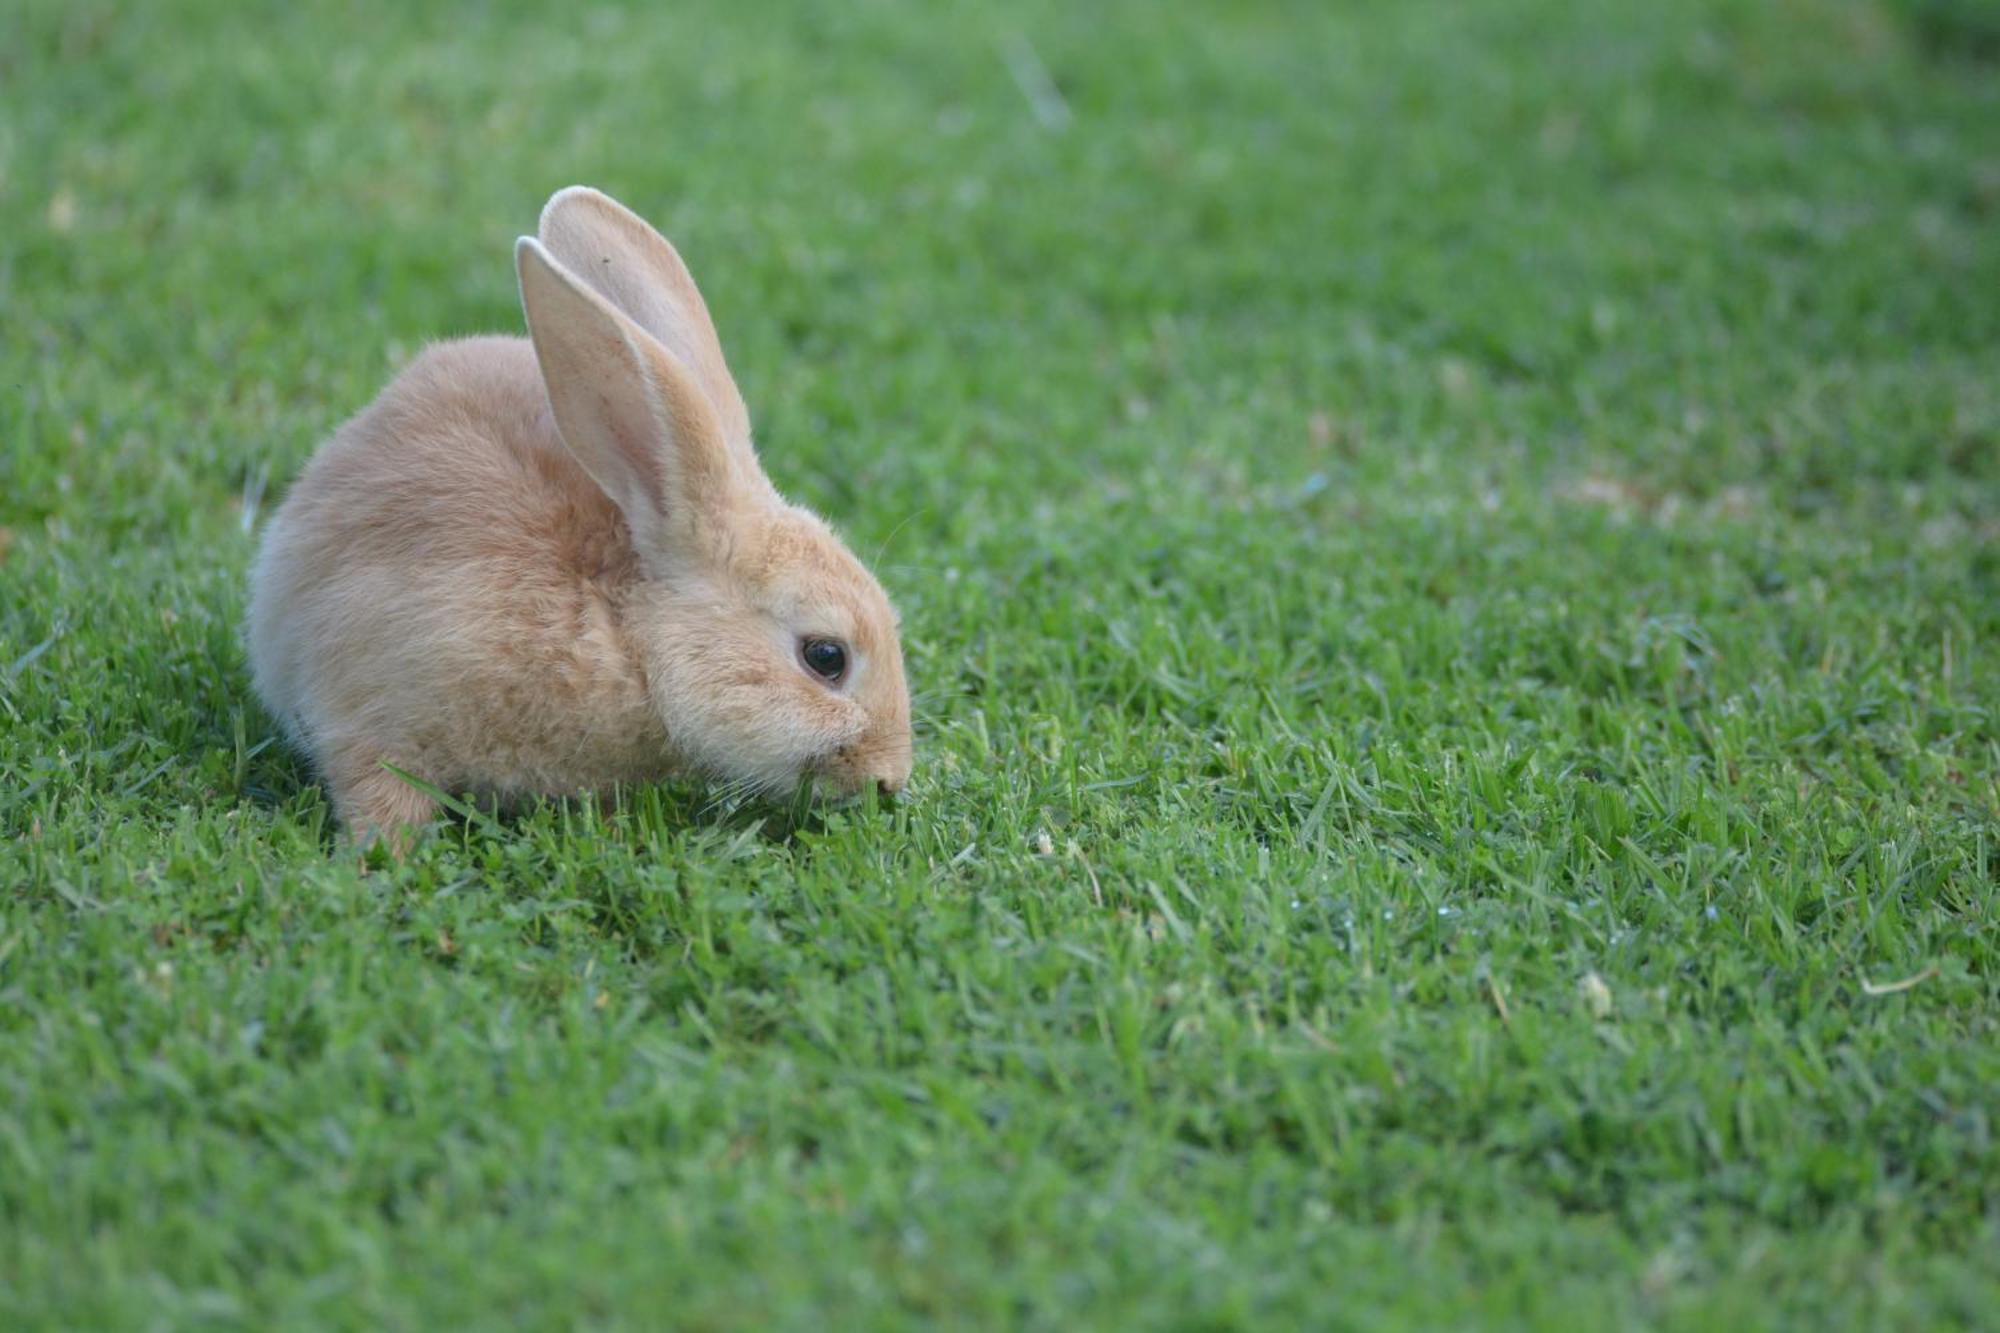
(247, 337, 667, 815)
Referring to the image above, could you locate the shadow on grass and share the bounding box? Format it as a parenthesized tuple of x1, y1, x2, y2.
(366, 764, 849, 863)
(223, 691, 847, 858)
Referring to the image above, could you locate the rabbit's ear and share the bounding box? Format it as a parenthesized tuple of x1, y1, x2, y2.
(516, 237, 760, 555)
(536, 186, 753, 451)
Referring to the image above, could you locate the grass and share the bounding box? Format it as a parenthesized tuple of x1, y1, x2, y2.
(3, 0, 1997, 1326)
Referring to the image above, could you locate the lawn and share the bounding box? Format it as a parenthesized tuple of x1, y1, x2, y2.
(3, 0, 1998, 1326)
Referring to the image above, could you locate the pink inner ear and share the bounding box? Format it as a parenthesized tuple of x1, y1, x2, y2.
(520, 242, 673, 535)
(538, 193, 753, 450)
(594, 374, 670, 519)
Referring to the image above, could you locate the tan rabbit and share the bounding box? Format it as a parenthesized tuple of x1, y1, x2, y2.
(246, 187, 912, 839)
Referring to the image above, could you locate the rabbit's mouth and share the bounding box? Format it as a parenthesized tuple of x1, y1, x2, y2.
(760, 770, 863, 823)
(805, 769, 868, 806)
(803, 754, 899, 808)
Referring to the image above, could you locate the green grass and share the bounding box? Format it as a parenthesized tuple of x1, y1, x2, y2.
(4, 0, 1998, 1326)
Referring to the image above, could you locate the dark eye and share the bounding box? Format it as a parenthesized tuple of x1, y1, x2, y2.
(800, 637, 848, 683)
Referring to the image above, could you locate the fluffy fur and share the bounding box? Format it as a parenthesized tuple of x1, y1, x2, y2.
(246, 187, 911, 837)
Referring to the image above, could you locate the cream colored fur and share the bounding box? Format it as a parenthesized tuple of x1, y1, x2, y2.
(246, 188, 911, 838)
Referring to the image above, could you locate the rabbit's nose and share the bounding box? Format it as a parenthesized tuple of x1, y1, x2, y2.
(876, 778, 901, 801)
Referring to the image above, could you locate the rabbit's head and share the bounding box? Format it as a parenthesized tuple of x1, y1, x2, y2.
(518, 188, 911, 801)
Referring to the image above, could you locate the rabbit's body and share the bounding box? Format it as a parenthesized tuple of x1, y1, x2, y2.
(250, 337, 669, 824)
(247, 189, 912, 838)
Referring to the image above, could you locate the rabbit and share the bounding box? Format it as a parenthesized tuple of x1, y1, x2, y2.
(245, 186, 912, 840)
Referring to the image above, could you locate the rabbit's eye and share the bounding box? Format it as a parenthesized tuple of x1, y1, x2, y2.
(800, 637, 848, 684)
